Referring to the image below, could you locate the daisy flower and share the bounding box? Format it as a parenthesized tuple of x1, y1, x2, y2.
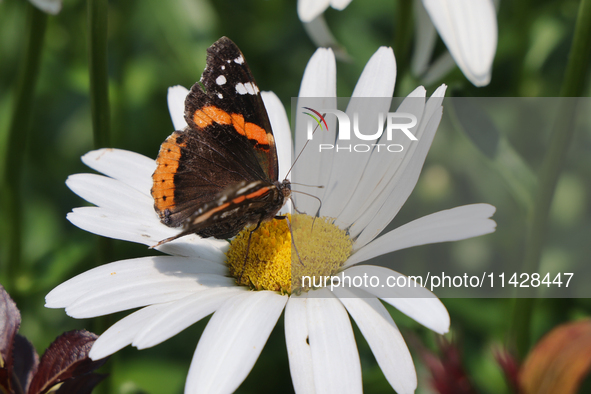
(46, 46, 496, 393)
(29, 0, 62, 14)
(298, 0, 498, 86)
(0, 0, 61, 14)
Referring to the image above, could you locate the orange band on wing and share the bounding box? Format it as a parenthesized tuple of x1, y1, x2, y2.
(243, 122, 269, 148)
(243, 187, 271, 200)
(193, 105, 232, 128)
(152, 135, 186, 212)
(192, 105, 269, 149)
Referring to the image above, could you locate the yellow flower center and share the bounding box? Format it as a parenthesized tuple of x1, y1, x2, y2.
(226, 214, 352, 294)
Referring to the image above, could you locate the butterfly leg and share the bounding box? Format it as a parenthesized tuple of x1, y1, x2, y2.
(287, 196, 320, 231)
(150, 229, 190, 249)
(281, 215, 305, 267)
(237, 221, 262, 284)
(289, 199, 306, 215)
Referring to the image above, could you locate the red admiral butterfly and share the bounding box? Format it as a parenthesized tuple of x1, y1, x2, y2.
(151, 37, 291, 246)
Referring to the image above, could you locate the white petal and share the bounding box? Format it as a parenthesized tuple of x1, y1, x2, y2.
(347, 204, 497, 267)
(66, 207, 227, 257)
(340, 265, 450, 334)
(411, 0, 438, 76)
(81, 149, 156, 196)
(66, 174, 153, 214)
(350, 46, 397, 99)
(261, 91, 293, 182)
(45, 256, 232, 317)
(66, 274, 232, 318)
(46, 255, 226, 307)
(352, 85, 447, 248)
(321, 47, 397, 219)
(297, 48, 337, 107)
(297, 48, 337, 118)
(307, 289, 362, 393)
(422, 0, 497, 86)
(89, 302, 174, 360)
(133, 287, 246, 349)
(29, 0, 61, 15)
(298, 0, 331, 22)
(67, 207, 167, 245)
(285, 295, 316, 394)
(185, 291, 287, 394)
(168, 85, 190, 130)
(336, 289, 417, 393)
(156, 233, 229, 259)
(335, 86, 426, 229)
(293, 48, 337, 215)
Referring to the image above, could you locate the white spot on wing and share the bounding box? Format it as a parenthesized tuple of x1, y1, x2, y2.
(234, 55, 244, 64)
(235, 83, 247, 95)
(217, 93, 223, 99)
(235, 82, 259, 95)
(216, 75, 226, 85)
(221, 65, 225, 70)
(244, 82, 258, 94)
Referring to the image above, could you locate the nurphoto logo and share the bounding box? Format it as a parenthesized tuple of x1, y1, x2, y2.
(302, 107, 418, 153)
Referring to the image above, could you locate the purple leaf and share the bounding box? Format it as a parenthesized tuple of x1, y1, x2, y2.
(55, 373, 107, 394)
(13, 334, 39, 394)
(28, 330, 108, 394)
(0, 284, 22, 393)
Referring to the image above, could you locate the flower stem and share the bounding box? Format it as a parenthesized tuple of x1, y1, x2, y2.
(87, 2, 113, 393)
(88, 0, 111, 148)
(1, 4, 47, 293)
(394, 0, 413, 79)
(559, 0, 591, 98)
(511, 0, 591, 359)
(87, 0, 114, 264)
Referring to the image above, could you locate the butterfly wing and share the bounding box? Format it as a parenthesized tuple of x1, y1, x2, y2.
(152, 37, 280, 232)
(187, 37, 279, 181)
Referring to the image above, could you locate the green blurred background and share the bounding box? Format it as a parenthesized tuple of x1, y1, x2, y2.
(1, 0, 590, 393)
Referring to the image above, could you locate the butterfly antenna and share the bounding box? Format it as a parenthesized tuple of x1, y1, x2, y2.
(284, 114, 326, 180)
(290, 181, 324, 189)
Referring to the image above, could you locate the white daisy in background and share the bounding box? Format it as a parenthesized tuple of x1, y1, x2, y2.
(0, 0, 61, 14)
(413, 0, 498, 87)
(46, 45, 496, 393)
(298, 0, 498, 86)
(28, 0, 62, 14)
